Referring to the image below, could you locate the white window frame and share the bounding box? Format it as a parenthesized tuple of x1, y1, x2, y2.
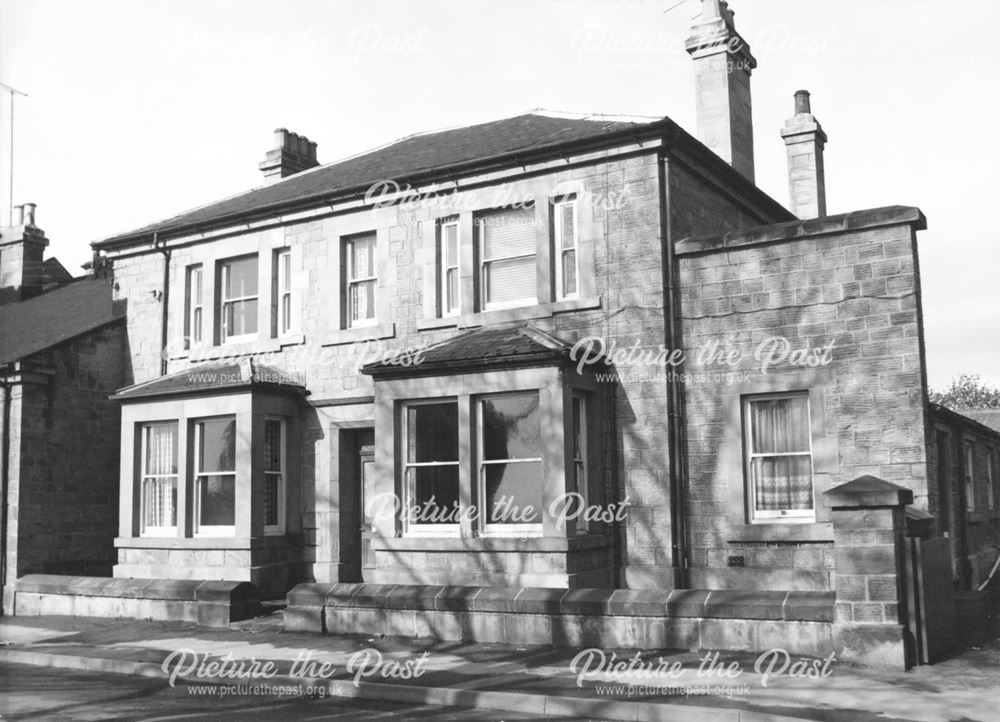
(193, 416, 237, 537)
(274, 249, 293, 337)
(345, 234, 377, 328)
(219, 255, 259, 344)
(743, 392, 816, 524)
(439, 219, 460, 317)
(263, 417, 285, 534)
(965, 442, 976, 511)
(478, 208, 537, 312)
(139, 422, 178, 537)
(402, 399, 461, 537)
(554, 198, 579, 301)
(477, 392, 544, 537)
(185, 264, 203, 348)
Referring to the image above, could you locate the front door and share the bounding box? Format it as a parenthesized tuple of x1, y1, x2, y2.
(338, 428, 374, 583)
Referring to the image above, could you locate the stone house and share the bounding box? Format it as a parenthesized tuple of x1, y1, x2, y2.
(10, 0, 999, 666)
(0, 205, 128, 614)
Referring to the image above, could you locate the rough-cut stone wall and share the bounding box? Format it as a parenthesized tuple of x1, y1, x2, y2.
(10, 321, 127, 587)
(676, 211, 928, 591)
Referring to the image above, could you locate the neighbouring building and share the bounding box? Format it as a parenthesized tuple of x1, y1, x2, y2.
(0, 206, 128, 613)
(9, 0, 999, 667)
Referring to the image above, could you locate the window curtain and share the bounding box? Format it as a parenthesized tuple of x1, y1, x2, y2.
(750, 398, 812, 511)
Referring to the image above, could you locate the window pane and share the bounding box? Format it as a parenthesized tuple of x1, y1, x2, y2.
(145, 424, 178, 475)
(264, 475, 280, 526)
(225, 299, 258, 337)
(199, 474, 235, 526)
(750, 397, 809, 453)
(199, 418, 236, 473)
(484, 256, 536, 305)
(484, 462, 542, 524)
(350, 236, 375, 279)
(143, 477, 176, 528)
(752, 455, 813, 511)
(482, 394, 540, 461)
(562, 250, 577, 296)
(481, 208, 535, 259)
(193, 307, 202, 343)
(407, 403, 458, 463)
(281, 294, 291, 333)
(281, 252, 291, 289)
(445, 268, 458, 312)
(350, 279, 376, 321)
(264, 420, 282, 472)
(409, 466, 460, 524)
(192, 267, 202, 302)
(224, 257, 258, 298)
(572, 396, 583, 458)
(559, 203, 575, 249)
(444, 223, 458, 264)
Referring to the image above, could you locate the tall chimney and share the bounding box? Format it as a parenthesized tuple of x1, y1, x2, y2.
(685, 0, 757, 182)
(0, 203, 49, 305)
(258, 128, 319, 185)
(780, 90, 827, 219)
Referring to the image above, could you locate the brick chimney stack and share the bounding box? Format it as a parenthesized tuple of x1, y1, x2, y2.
(258, 128, 319, 185)
(0, 203, 49, 305)
(685, 0, 757, 183)
(780, 90, 828, 219)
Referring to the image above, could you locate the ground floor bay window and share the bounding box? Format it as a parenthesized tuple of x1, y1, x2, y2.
(111, 360, 305, 597)
(362, 324, 613, 587)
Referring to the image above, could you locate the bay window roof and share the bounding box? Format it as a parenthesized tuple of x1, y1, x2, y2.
(113, 359, 307, 401)
(362, 323, 580, 379)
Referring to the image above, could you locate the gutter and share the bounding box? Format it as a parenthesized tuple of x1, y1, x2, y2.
(659, 152, 688, 589)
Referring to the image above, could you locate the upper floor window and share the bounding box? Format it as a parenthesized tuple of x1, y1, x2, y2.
(194, 416, 237, 536)
(479, 392, 543, 534)
(140, 422, 178, 537)
(439, 219, 460, 317)
(272, 248, 292, 337)
(219, 255, 258, 343)
(344, 234, 376, 328)
(965, 442, 976, 511)
(743, 393, 814, 523)
(554, 198, 578, 301)
(478, 206, 536, 311)
(184, 264, 203, 349)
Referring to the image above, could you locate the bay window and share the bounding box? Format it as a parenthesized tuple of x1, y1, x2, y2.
(194, 416, 237, 535)
(478, 206, 536, 310)
(140, 422, 178, 536)
(403, 401, 460, 534)
(219, 255, 259, 343)
(479, 393, 543, 533)
(743, 393, 815, 522)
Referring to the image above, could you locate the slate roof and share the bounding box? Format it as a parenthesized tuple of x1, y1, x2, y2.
(952, 409, 1000, 435)
(114, 359, 307, 400)
(93, 112, 691, 248)
(0, 277, 123, 366)
(362, 323, 578, 378)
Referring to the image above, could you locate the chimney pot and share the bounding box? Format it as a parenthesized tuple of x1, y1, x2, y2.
(12, 205, 23, 226)
(274, 128, 289, 150)
(22, 203, 36, 227)
(794, 90, 812, 115)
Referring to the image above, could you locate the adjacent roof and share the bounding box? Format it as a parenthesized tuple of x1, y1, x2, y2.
(951, 408, 1000, 435)
(0, 277, 123, 367)
(92, 111, 791, 250)
(362, 323, 579, 378)
(114, 359, 307, 400)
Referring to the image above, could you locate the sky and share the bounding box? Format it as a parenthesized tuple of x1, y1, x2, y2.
(1, 0, 997, 391)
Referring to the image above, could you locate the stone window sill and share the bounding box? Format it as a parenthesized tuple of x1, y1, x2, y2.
(115, 536, 288, 549)
(417, 296, 601, 331)
(318, 323, 396, 347)
(172, 334, 306, 362)
(727, 522, 833, 544)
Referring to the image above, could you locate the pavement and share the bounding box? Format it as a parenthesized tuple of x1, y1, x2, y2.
(0, 612, 998, 722)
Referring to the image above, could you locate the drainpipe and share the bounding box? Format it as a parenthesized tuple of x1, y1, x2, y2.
(1, 377, 11, 616)
(154, 233, 170, 376)
(660, 154, 688, 589)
